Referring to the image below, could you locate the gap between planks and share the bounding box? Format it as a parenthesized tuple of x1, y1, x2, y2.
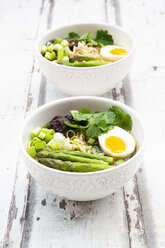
(105, 0, 148, 247)
(3, 0, 147, 247)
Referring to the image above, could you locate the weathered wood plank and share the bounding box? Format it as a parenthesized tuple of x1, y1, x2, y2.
(2, 0, 53, 247)
(120, 0, 165, 247)
(1, 0, 155, 247)
(0, 0, 45, 246)
(19, 0, 131, 247)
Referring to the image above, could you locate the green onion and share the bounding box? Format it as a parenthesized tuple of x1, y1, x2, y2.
(44, 133, 54, 143)
(47, 129, 55, 135)
(54, 37, 62, 44)
(87, 138, 96, 145)
(45, 51, 56, 61)
(61, 40, 69, 47)
(38, 131, 46, 140)
(115, 159, 125, 165)
(41, 128, 50, 134)
(66, 130, 75, 138)
(41, 45, 47, 55)
(47, 43, 54, 52)
(26, 146, 36, 157)
(31, 137, 41, 145)
(31, 126, 41, 137)
(35, 142, 45, 152)
(48, 142, 59, 150)
(64, 46, 70, 56)
(63, 56, 69, 62)
(57, 46, 64, 60)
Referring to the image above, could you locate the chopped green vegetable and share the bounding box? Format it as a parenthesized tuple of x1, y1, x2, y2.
(64, 46, 70, 56)
(26, 146, 36, 157)
(31, 126, 41, 137)
(45, 51, 56, 61)
(54, 37, 62, 44)
(115, 159, 125, 165)
(68, 60, 110, 67)
(69, 56, 98, 63)
(41, 45, 47, 55)
(38, 131, 46, 140)
(57, 46, 64, 60)
(47, 129, 55, 135)
(44, 133, 54, 143)
(31, 137, 41, 145)
(63, 56, 69, 62)
(47, 43, 55, 52)
(35, 141, 45, 152)
(48, 142, 59, 150)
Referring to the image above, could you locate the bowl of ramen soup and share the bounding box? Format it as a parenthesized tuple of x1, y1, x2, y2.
(20, 97, 146, 201)
(36, 23, 135, 95)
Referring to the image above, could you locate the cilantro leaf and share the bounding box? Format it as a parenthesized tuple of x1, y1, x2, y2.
(67, 106, 132, 139)
(65, 32, 80, 40)
(103, 111, 115, 124)
(86, 124, 102, 139)
(110, 106, 132, 131)
(80, 108, 90, 114)
(71, 110, 90, 121)
(78, 32, 98, 46)
(94, 30, 114, 46)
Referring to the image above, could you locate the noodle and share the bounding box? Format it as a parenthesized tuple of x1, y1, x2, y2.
(70, 41, 102, 60)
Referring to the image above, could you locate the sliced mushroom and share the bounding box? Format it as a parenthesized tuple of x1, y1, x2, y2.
(68, 39, 78, 51)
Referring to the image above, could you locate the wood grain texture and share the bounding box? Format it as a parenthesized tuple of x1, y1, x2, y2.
(120, 0, 165, 247)
(19, 1, 130, 247)
(1, 0, 164, 247)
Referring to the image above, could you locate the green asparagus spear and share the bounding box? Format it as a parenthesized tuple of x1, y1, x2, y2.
(37, 151, 109, 165)
(50, 150, 113, 164)
(38, 158, 113, 172)
(68, 60, 110, 67)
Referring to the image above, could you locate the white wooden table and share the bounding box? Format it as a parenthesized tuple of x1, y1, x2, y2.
(1, 0, 165, 247)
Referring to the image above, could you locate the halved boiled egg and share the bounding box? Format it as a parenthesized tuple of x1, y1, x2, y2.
(100, 45, 128, 62)
(98, 126, 135, 158)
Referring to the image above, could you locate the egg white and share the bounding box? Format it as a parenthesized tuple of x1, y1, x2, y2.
(100, 45, 128, 62)
(98, 126, 135, 158)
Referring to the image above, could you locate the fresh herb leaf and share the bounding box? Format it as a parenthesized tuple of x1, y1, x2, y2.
(109, 106, 132, 131)
(94, 29, 114, 46)
(78, 32, 98, 46)
(103, 111, 116, 124)
(64, 120, 88, 129)
(65, 106, 132, 139)
(65, 32, 80, 40)
(86, 124, 102, 139)
(70, 110, 91, 121)
(80, 108, 90, 114)
(65, 30, 114, 47)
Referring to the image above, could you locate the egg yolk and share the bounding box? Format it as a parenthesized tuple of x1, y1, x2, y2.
(105, 136, 126, 153)
(110, 48, 127, 55)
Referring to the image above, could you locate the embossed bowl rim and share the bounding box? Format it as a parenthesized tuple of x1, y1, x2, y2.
(36, 22, 136, 69)
(20, 96, 147, 176)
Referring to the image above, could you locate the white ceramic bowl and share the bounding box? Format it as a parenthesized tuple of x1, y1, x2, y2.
(36, 23, 135, 96)
(20, 97, 146, 201)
